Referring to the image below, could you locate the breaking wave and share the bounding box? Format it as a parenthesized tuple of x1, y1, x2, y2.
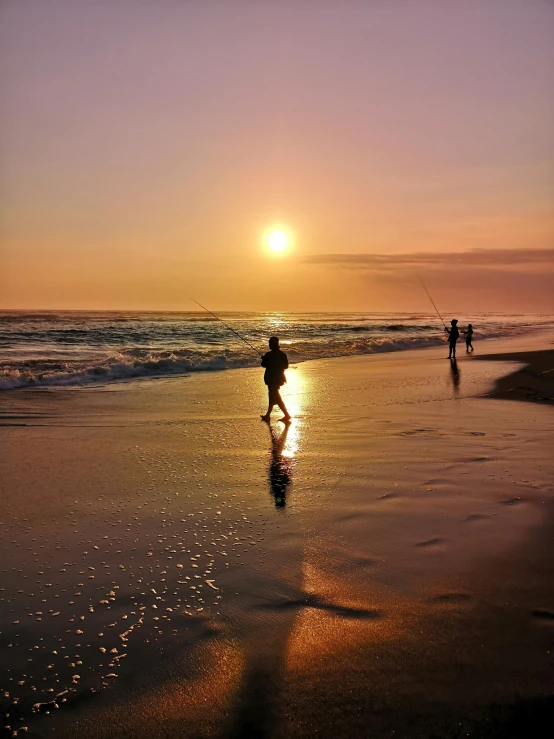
(0, 336, 450, 389)
(0, 352, 254, 390)
(2, 310, 553, 390)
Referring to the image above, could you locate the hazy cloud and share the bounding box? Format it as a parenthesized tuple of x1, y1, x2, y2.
(303, 248, 554, 270)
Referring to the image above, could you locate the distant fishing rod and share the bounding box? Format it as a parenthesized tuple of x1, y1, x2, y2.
(416, 275, 446, 330)
(190, 298, 263, 357)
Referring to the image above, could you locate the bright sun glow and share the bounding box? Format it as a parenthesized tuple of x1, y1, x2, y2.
(267, 229, 290, 253)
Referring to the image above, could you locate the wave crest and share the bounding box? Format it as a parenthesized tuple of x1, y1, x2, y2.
(0, 335, 450, 390)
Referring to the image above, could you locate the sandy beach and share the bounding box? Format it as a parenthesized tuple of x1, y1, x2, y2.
(3, 0, 554, 735)
(2, 332, 554, 739)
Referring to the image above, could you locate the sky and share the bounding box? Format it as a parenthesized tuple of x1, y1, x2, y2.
(1, 0, 553, 313)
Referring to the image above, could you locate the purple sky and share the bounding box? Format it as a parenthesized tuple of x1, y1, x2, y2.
(1, 0, 553, 311)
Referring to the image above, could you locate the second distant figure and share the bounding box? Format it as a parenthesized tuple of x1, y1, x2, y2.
(444, 319, 459, 359)
(261, 336, 291, 423)
(463, 323, 474, 353)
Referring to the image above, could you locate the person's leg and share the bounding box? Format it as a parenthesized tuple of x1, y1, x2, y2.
(452, 342, 456, 358)
(261, 387, 276, 421)
(275, 389, 291, 421)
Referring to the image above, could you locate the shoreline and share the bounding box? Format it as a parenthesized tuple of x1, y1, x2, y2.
(476, 348, 554, 404)
(4, 325, 553, 405)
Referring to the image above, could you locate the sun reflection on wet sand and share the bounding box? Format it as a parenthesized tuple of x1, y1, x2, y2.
(282, 365, 312, 460)
(284, 559, 399, 674)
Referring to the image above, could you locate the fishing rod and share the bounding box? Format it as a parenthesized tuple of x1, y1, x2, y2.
(191, 298, 263, 357)
(416, 274, 446, 330)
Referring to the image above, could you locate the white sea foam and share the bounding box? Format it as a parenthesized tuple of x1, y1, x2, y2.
(0, 352, 257, 389)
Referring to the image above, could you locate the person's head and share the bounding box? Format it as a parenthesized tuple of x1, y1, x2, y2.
(269, 336, 280, 350)
(451, 319, 458, 325)
(468, 323, 473, 329)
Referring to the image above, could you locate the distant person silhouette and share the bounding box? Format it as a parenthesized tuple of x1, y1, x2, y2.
(267, 422, 292, 507)
(463, 323, 474, 353)
(260, 336, 291, 423)
(444, 319, 459, 359)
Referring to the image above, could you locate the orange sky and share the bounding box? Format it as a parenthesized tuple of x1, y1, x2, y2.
(1, 0, 553, 313)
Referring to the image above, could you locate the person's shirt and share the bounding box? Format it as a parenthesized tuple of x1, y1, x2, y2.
(446, 326, 460, 342)
(261, 349, 288, 386)
(466, 327, 473, 338)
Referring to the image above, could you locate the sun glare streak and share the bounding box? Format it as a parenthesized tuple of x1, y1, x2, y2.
(281, 368, 304, 457)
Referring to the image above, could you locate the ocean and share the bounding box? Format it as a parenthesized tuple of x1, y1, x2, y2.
(1, 310, 553, 390)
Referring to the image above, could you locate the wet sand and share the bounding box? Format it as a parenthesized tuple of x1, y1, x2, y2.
(1, 332, 554, 738)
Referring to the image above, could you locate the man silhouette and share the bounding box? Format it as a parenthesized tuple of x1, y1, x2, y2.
(444, 319, 460, 360)
(260, 336, 291, 423)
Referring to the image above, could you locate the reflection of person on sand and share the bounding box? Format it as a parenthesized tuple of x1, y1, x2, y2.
(444, 319, 460, 359)
(463, 323, 474, 353)
(260, 336, 291, 423)
(267, 422, 292, 507)
(449, 357, 460, 394)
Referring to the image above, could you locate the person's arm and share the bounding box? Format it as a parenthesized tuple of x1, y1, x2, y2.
(283, 353, 289, 370)
(261, 353, 268, 367)
(444, 327, 450, 335)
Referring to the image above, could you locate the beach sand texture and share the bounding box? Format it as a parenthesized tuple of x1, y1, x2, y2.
(1, 333, 554, 738)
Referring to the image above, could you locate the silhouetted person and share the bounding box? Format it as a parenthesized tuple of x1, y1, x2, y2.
(444, 319, 459, 359)
(261, 336, 291, 422)
(463, 323, 474, 353)
(267, 422, 292, 507)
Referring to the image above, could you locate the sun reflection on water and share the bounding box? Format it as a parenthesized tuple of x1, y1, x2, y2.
(281, 367, 306, 457)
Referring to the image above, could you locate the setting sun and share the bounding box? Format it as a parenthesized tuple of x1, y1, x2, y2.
(267, 229, 290, 254)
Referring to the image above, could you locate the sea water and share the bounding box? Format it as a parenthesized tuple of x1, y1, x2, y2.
(1, 310, 553, 389)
